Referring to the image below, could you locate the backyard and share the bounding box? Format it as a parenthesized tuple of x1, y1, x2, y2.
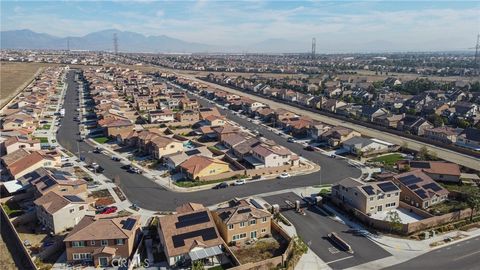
(231, 237, 286, 264)
(371, 153, 404, 166)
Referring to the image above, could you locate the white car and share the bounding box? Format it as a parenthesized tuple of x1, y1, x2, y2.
(233, 179, 246, 186)
(278, 173, 290, 179)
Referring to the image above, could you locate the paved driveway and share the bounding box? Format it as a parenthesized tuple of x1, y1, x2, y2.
(263, 192, 391, 270)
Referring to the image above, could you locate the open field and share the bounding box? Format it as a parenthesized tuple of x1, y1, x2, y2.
(0, 62, 48, 109)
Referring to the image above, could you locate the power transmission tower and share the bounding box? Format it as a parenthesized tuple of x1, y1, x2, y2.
(475, 34, 480, 70)
(113, 33, 118, 55)
(311, 38, 316, 59)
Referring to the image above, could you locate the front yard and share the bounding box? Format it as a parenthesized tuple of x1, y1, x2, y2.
(93, 136, 110, 144)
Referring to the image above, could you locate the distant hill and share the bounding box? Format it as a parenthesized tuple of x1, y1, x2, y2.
(0, 29, 217, 53)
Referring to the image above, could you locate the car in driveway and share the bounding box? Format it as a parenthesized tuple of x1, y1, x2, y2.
(277, 172, 290, 179)
(99, 206, 117, 215)
(213, 182, 228, 189)
(233, 179, 246, 186)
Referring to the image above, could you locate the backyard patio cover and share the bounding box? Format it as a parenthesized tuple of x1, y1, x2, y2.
(189, 246, 223, 261)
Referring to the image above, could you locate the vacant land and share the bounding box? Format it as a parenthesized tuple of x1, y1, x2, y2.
(0, 62, 48, 109)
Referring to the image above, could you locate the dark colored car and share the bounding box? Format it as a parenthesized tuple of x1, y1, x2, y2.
(61, 162, 74, 167)
(304, 146, 315, 151)
(121, 165, 131, 170)
(213, 182, 228, 189)
(93, 147, 101, 154)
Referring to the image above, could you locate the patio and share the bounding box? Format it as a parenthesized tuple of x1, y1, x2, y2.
(371, 208, 425, 224)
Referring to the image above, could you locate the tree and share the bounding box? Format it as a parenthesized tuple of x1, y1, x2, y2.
(192, 260, 205, 270)
(418, 146, 429, 160)
(385, 210, 403, 233)
(466, 190, 480, 222)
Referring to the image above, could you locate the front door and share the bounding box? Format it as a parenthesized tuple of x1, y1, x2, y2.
(250, 231, 257, 239)
(98, 257, 108, 267)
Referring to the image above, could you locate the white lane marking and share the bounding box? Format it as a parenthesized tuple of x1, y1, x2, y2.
(325, 256, 355, 265)
(453, 250, 480, 261)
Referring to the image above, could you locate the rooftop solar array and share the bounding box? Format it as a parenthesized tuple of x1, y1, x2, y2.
(237, 208, 251, 214)
(377, 182, 399, 193)
(172, 227, 218, 248)
(362, 186, 375, 195)
(399, 175, 422, 186)
(63, 195, 84, 203)
(409, 161, 431, 169)
(189, 246, 223, 261)
(408, 184, 419, 190)
(250, 199, 263, 209)
(422, 183, 443, 192)
(175, 211, 210, 229)
(185, 149, 201, 156)
(121, 218, 137, 230)
(414, 189, 428, 199)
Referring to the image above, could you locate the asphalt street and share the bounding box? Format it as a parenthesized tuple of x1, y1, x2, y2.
(385, 236, 480, 270)
(57, 70, 360, 211)
(262, 192, 391, 270)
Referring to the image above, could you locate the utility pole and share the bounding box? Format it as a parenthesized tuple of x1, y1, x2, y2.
(113, 33, 118, 55)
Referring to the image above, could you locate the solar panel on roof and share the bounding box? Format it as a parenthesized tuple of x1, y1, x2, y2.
(250, 199, 263, 209)
(414, 189, 428, 199)
(377, 182, 399, 193)
(64, 195, 84, 202)
(362, 186, 375, 195)
(422, 183, 442, 192)
(185, 149, 201, 156)
(408, 184, 419, 190)
(41, 178, 56, 190)
(410, 161, 431, 169)
(175, 211, 210, 229)
(237, 208, 251, 214)
(171, 227, 218, 248)
(399, 175, 422, 186)
(122, 218, 137, 230)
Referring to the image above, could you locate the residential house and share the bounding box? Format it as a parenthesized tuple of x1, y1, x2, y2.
(454, 102, 478, 118)
(199, 107, 221, 120)
(342, 137, 393, 157)
(157, 203, 225, 267)
(34, 191, 89, 234)
(424, 126, 461, 144)
(148, 136, 184, 159)
(309, 123, 333, 141)
(98, 118, 134, 138)
(148, 110, 175, 123)
(396, 160, 461, 183)
(397, 116, 433, 136)
(456, 127, 480, 151)
(175, 110, 200, 123)
(1, 149, 48, 179)
(2, 136, 41, 154)
(320, 126, 361, 146)
(212, 199, 272, 245)
(180, 99, 199, 111)
(249, 143, 297, 168)
(164, 147, 213, 170)
(18, 168, 88, 198)
(392, 171, 449, 209)
(361, 106, 389, 122)
(64, 215, 141, 267)
(332, 178, 400, 216)
(179, 156, 230, 180)
(372, 114, 405, 129)
(204, 115, 226, 127)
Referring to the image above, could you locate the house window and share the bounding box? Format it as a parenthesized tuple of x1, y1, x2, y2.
(370, 197, 374, 201)
(250, 231, 257, 239)
(228, 224, 234, 230)
(261, 228, 266, 233)
(249, 219, 256, 225)
(79, 206, 84, 210)
(395, 192, 399, 196)
(387, 194, 391, 198)
(72, 253, 91, 260)
(72, 241, 85, 247)
(115, 239, 125, 245)
(90, 240, 95, 246)
(69, 208, 74, 213)
(262, 217, 267, 223)
(240, 222, 246, 228)
(100, 240, 108, 246)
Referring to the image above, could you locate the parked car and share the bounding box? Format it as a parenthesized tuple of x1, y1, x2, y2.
(93, 147, 101, 154)
(304, 146, 315, 151)
(121, 165, 132, 170)
(111, 156, 121, 161)
(101, 206, 118, 215)
(278, 172, 290, 179)
(213, 182, 228, 189)
(61, 162, 74, 167)
(287, 137, 296, 143)
(233, 179, 246, 186)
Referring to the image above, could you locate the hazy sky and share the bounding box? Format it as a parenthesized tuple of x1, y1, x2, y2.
(2, 0, 479, 51)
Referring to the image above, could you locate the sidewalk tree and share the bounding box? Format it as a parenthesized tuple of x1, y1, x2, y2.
(466, 190, 480, 221)
(385, 211, 403, 233)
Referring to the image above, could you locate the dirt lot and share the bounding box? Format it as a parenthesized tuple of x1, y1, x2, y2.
(0, 62, 51, 109)
(231, 236, 288, 264)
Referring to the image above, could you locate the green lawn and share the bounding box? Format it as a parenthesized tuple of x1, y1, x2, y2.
(371, 153, 404, 166)
(35, 137, 49, 143)
(94, 137, 110, 144)
(1, 202, 23, 217)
